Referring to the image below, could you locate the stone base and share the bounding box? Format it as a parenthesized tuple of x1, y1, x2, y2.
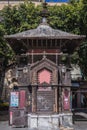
(59, 113, 73, 127)
(28, 113, 73, 129)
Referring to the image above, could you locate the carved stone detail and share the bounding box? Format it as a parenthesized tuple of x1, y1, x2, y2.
(52, 70, 58, 85)
(31, 58, 58, 86)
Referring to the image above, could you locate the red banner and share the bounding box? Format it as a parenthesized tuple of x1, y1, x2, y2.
(19, 90, 26, 108)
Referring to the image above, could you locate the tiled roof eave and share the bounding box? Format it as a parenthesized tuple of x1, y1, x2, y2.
(4, 35, 85, 40)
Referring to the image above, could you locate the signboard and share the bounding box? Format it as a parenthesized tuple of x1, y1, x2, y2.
(10, 92, 19, 107)
(19, 90, 26, 108)
(46, 0, 69, 2)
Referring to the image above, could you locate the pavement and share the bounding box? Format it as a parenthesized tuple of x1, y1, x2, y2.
(0, 121, 87, 130)
(73, 121, 87, 130)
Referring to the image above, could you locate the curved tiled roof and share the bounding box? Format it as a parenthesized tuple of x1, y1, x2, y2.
(4, 17, 86, 54)
(5, 23, 85, 40)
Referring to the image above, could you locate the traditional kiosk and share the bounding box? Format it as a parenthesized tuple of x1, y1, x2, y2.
(5, 2, 85, 129)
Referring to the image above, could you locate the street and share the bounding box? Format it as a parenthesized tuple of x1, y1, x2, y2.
(73, 121, 87, 130)
(0, 121, 87, 130)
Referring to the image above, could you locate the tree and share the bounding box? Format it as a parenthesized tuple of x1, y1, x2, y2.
(69, 0, 79, 4)
(0, 24, 14, 66)
(79, 0, 87, 37)
(0, 24, 14, 99)
(78, 41, 87, 79)
(2, 3, 41, 34)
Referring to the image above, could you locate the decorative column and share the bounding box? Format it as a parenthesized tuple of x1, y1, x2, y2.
(32, 86, 37, 113)
(62, 87, 71, 112)
(54, 86, 59, 113)
(31, 49, 34, 64)
(60, 87, 73, 127)
(31, 70, 37, 113)
(52, 68, 58, 113)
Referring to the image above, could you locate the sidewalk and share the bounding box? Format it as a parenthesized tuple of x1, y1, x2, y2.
(0, 121, 87, 130)
(0, 121, 29, 130)
(73, 121, 87, 130)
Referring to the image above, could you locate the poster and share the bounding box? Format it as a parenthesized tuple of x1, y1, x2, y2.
(10, 92, 19, 107)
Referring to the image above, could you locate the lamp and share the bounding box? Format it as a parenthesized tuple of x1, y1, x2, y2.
(62, 65, 66, 73)
(23, 67, 28, 73)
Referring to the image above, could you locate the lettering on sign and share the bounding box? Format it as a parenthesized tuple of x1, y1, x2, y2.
(10, 92, 19, 107)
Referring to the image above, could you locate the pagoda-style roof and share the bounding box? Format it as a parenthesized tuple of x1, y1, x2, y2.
(4, 2, 85, 54)
(4, 23, 85, 54)
(5, 23, 85, 40)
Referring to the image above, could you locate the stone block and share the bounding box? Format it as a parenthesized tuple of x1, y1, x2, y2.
(60, 126, 74, 130)
(28, 114, 38, 128)
(59, 113, 73, 127)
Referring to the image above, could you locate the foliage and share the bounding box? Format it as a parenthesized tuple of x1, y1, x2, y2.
(48, 3, 81, 34)
(1, 1, 85, 36)
(79, 0, 87, 37)
(78, 41, 87, 79)
(77, 0, 87, 78)
(2, 3, 41, 34)
(71, 51, 80, 64)
(0, 24, 14, 67)
(69, 0, 79, 4)
(0, 99, 9, 111)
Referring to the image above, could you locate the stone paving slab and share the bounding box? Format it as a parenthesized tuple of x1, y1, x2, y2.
(60, 126, 74, 130)
(73, 121, 87, 130)
(0, 121, 87, 130)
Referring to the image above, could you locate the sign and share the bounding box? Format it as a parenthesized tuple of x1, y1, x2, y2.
(10, 92, 19, 107)
(19, 90, 26, 108)
(46, 0, 69, 2)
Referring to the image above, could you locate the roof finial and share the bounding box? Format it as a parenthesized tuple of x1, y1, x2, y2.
(40, 1, 49, 24)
